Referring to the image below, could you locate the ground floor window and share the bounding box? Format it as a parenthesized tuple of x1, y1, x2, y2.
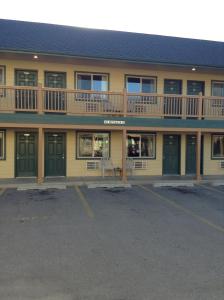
(77, 132, 109, 158)
(127, 133, 156, 158)
(0, 131, 5, 159)
(212, 135, 224, 159)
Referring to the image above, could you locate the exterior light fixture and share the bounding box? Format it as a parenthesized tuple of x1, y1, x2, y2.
(33, 55, 39, 59)
(192, 67, 196, 71)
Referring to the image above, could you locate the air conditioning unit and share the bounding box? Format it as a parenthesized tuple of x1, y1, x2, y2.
(220, 161, 224, 169)
(86, 161, 99, 170)
(134, 160, 147, 170)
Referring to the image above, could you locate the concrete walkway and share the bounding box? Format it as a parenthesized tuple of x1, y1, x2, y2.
(0, 175, 223, 189)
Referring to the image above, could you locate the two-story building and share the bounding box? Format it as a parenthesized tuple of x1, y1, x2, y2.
(0, 19, 224, 183)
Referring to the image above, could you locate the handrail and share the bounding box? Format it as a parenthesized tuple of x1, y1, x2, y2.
(0, 85, 224, 119)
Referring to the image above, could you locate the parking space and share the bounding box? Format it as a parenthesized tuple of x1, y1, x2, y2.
(0, 184, 223, 300)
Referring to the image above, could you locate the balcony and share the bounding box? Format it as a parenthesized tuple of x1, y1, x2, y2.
(0, 85, 224, 119)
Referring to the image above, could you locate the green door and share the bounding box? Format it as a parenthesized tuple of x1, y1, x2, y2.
(186, 135, 204, 175)
(187, 81, 205, 95)
(186, 135, 196, 174)
(16, 132, 37, 177)
(163, 135, 180, 175)
(45, 72, 66, 111)
(164, 79, 182, 117)
(15, 70, 38, 110)
(45, 133, 66, 176)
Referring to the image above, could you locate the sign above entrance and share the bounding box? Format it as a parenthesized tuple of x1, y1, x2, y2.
(104, 120, 125, 125)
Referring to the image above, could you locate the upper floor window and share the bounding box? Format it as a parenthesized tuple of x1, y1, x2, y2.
(126, 76, 156, 93)
(212, 135, 224, 159)
(0, 66, 5, 85)
(76, 73, 108, 91)
(212, 81, 224, 97)
(0, 131, 5, 160)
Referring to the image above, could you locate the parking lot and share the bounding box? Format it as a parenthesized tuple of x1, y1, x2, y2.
(0, 184, 223, 300)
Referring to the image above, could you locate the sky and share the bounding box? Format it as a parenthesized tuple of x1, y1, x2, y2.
(1, 0, 224, 42)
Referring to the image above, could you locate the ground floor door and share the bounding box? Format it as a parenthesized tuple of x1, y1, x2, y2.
(163, 135, 180, 175)
(16, 132, 37, 177)
(186, 135, 204, 175)
(45, 133, 66, 176)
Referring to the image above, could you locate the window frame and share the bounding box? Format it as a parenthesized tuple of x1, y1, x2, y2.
(75, 72, 110, 91)
(127, 132, 156, 159)
(211, 80, 224, 97)
(0, 66, 6, 85)
(211, 134, 224, 160)
(76, 131, 111, 159)
(125, 75, 157, 94)
(0, 66, 6, 97)
(0, 130, 6, 160)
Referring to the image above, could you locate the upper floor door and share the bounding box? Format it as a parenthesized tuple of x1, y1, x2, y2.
(164, 79, 182, 117)
(187, 80, 205, 95)
(15, 69, 38, 110)
(44, 72, 66, 111)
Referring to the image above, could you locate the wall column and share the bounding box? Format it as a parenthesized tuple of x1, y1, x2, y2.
(196, 130, 201, 181)
(37, 127, 44, 184)
(122, 129, 127, 182)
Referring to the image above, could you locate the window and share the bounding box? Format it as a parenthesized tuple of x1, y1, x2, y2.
(211, 81, 224, 110)
(0, 66, 5, 85)
(212, 81, 224, 97)
(76, 73, 108, 101)
(212, 135, 224, 159)
(126, 76, 157, 110)
(78, 132, 109, 158)
(76, 73, 108, 91)
(0, 66, 6, 97)
(0, 131, 5, 160)
(127, 134, 156, 158)
(126, 76, 156, 93)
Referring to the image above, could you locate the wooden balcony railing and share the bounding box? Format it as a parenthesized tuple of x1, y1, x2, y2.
(0, 85, 224, 120)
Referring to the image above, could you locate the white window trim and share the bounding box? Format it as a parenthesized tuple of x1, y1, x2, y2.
(127, 133, 156, 159)
(0, 131, 5, 160)
(77, 132, 110, 159)
(126, 75, 157, 93)
(76, 73, 109, 91)
(0, 66, 5, 85)
(212, 134, 224, 159)
(211, 81, 224, 96)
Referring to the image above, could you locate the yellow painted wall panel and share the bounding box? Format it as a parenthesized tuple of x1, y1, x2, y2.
(0, 129, 14, 178)
(0, 58, 224, 95)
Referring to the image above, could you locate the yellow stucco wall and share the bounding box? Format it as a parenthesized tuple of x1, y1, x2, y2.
(0, 57, 224, 178)
(0, 129, 14, 178)
(0, 58, 224, 95)
(1, 130, 224, 178)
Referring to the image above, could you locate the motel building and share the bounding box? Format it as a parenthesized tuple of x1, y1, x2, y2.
(0, 19, 224, 183)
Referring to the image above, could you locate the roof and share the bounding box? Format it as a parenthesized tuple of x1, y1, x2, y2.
(0, 19, 224, 68)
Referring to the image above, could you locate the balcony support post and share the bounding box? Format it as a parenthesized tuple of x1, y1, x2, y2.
(122, 128, 127, 183)
(37, 127, 44, 184)
(37, 83, 43, 114)
(198, 92, 203, 120)
(196, 130, 202, 181)
(123, 88, 127, 117)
